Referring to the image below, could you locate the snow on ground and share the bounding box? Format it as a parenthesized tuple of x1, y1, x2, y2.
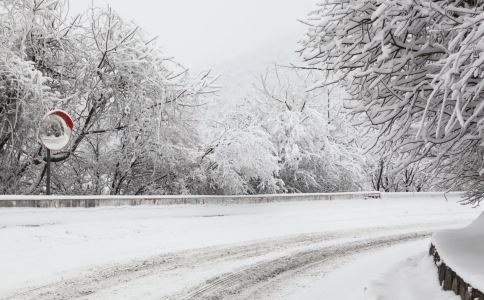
(0, 194, 482, 299)
(365, 243, 460, 300)
(432, 211, 484, 292)
(260, 239, 460, 300)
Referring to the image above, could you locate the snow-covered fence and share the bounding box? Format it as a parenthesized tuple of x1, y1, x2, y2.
(0, 192, 463, 208)
(429, 211, 484, 300)
(429, 244, 484, 300)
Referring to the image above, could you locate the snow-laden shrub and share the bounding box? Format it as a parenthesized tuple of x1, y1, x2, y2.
(204, 119, 282, 195)
(269, 109, 365, 193)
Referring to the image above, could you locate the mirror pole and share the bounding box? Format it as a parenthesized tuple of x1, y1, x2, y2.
(46, 148, 51, 195)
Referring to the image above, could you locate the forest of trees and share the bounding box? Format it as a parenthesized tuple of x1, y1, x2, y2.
(2, 0, 483, 204)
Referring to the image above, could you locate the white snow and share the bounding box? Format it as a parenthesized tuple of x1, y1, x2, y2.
(0, 193, 481, 298)
(432, 211, 484, 292)
(371, 3, 387, 20)
(366, 249, 460, 300)
(263, 240, 459, 300)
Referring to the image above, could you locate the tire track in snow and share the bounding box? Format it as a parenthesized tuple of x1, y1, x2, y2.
(1, 231, 347, 300)
(177, 232, 430, 300)
(3, 227, 435, 300)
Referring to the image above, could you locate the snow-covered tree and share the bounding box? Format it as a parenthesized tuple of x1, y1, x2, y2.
(254, 67, 367, 192)
(201, 111, 282, 195)
(0, 0, 215, 194)
(197, 66, 368, 195)
(301, 0, 484, 204)
(370, 155, 432, 192)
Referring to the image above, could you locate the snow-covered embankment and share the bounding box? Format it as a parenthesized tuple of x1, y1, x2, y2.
(431, 212, 484, 299)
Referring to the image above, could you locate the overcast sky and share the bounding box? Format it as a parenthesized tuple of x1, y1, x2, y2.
(69, 0, 317, 72)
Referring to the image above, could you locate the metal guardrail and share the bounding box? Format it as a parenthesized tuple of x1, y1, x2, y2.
(0, 191, 463, 208)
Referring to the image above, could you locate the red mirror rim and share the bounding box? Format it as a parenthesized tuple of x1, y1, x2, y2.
(45, 110, 74, 130)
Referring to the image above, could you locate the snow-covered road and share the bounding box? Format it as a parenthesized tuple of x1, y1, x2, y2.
(0, 194, 481, 299)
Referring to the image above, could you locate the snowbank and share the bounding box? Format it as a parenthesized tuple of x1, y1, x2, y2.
(432, 212, 484, 293)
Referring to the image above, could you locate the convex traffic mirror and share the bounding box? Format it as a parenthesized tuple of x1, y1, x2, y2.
(38, 110, 74, 151)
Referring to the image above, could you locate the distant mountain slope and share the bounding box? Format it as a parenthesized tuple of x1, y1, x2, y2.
(198, 33, 304, 123)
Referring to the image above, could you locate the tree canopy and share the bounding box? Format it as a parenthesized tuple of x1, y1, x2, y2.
(0, 0, 215, 194)
(301, 0, 484, 204)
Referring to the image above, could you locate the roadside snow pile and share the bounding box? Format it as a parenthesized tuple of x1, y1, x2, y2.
(366, 253, 460, 300)
(432, 212, 484, 293)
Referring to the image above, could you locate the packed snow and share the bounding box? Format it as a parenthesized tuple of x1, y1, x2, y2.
(432, 211, 484, 292)
(270, 240, 460, 300)
(366, 249, 460, 300)
(0, 193, 482, 299)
